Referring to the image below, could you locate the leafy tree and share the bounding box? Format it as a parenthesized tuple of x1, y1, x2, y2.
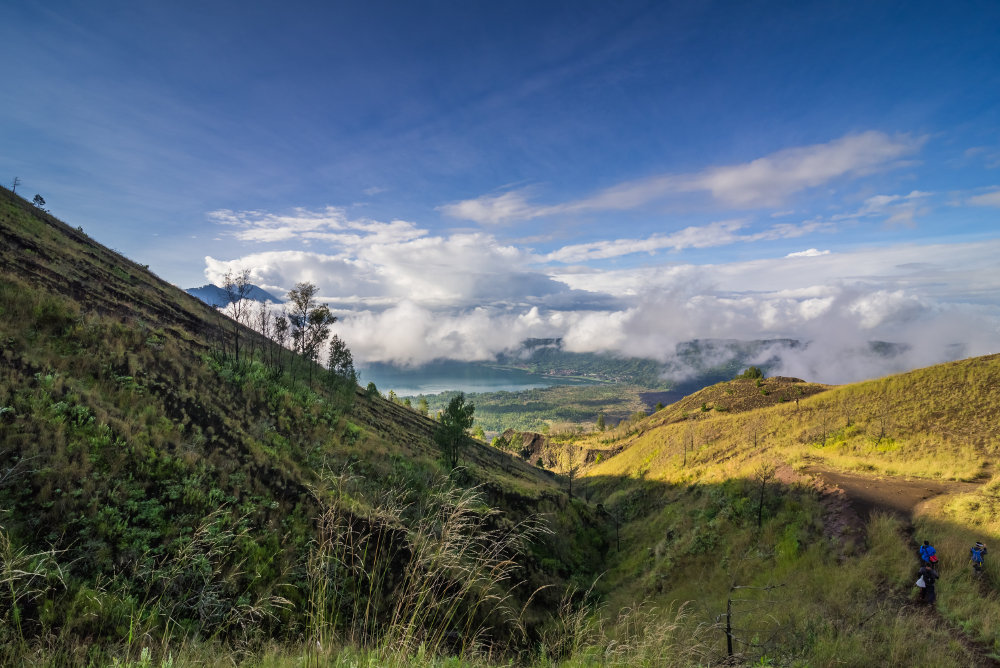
(435, 393, 475, 469)
(327, 334, 355, 384)
(32, 194, 45, 209)
(287, 282, 319, 356)
(287, 282, 336, 381)
(596, 413, 605, 431)
(471, 424, 485, 441)
(366, 381, 379, 398)
(739, 366, 764, 380)
(417, 397, 429, 416)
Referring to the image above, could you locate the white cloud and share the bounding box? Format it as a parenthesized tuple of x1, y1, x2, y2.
(968, 188, 1000, 207)
(207, 203, 1000, 384)
(442, 131, 924, 223)
(786, 248, 830, 257)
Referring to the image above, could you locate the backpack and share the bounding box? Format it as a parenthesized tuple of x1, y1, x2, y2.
(972, 548, 984, 564)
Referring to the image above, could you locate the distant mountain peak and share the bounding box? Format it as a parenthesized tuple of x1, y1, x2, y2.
(186, 283, 281, 308)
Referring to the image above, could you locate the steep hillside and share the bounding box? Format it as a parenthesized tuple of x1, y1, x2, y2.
(0, 187, 606, 665)
(5, 184, 1000, 666)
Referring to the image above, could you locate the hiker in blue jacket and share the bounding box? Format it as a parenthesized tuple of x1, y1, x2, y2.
(971, 541, 988, 573)
(919, 540, 938, 566)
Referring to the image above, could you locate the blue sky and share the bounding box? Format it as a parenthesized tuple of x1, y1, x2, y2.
(3, 1, 1000, 381)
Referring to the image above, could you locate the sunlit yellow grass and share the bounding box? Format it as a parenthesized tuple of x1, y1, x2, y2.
(583, 354, 1000, 486)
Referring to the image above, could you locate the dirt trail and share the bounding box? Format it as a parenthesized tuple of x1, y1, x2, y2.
(797, 466, 999, 666)
(803, 466, 981, 520)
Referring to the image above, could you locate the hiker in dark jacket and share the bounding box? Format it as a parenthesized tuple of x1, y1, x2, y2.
(919, 540, 938, 566)
(918, 563, 939, 604)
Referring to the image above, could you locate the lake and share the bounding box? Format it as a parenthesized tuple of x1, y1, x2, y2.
(358, 360, 598, 396)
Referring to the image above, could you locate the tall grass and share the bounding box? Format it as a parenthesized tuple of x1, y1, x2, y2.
(913, 480, 1000, 655)
(305, 471, 550, 665)
(0, 518, 66, 660)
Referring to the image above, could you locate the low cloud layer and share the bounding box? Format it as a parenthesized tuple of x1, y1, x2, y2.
(206, 227, 1000, 383)
(203, 131, 999, 385)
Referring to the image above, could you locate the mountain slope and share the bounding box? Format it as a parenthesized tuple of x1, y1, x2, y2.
(5, 184, 999, 666)
(0, 186, 605, 664)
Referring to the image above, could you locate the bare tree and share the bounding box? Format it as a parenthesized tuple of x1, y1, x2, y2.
(0, 450, 39, 489)
(273, 312, 289, 374)
(222, 268, 253, 364)
(254, 300, 272, 365)
(753, 462, 777, 529)
(818, 405, 833, 446)
(565, 445, 579, 498)
(869, 398, 893, 447)
(683, 420, 697, 468)
(840, 393, 857, 428)
(747, 413, 765, 450)
(11, 176, 21, 194)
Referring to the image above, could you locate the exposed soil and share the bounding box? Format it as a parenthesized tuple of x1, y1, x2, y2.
(804, 467, 982, 520)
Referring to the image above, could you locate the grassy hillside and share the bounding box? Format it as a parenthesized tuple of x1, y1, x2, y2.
(0, 187, 607, 666)
(562, 353, 1000, 664)
(4, 184, 1000, 666)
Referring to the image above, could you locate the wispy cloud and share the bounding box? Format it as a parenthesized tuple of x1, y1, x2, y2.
(546, 219, 832, 263)
(437, 190, 551, 225)
(836, 189, 932, 227)
(685, 131, 923, 207)
(967, 188, 1000, 207)
(441, 131, 924, 224)
(208, 206, 428, 246)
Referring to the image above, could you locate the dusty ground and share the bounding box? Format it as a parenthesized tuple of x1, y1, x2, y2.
(804, 467, 982, 519)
